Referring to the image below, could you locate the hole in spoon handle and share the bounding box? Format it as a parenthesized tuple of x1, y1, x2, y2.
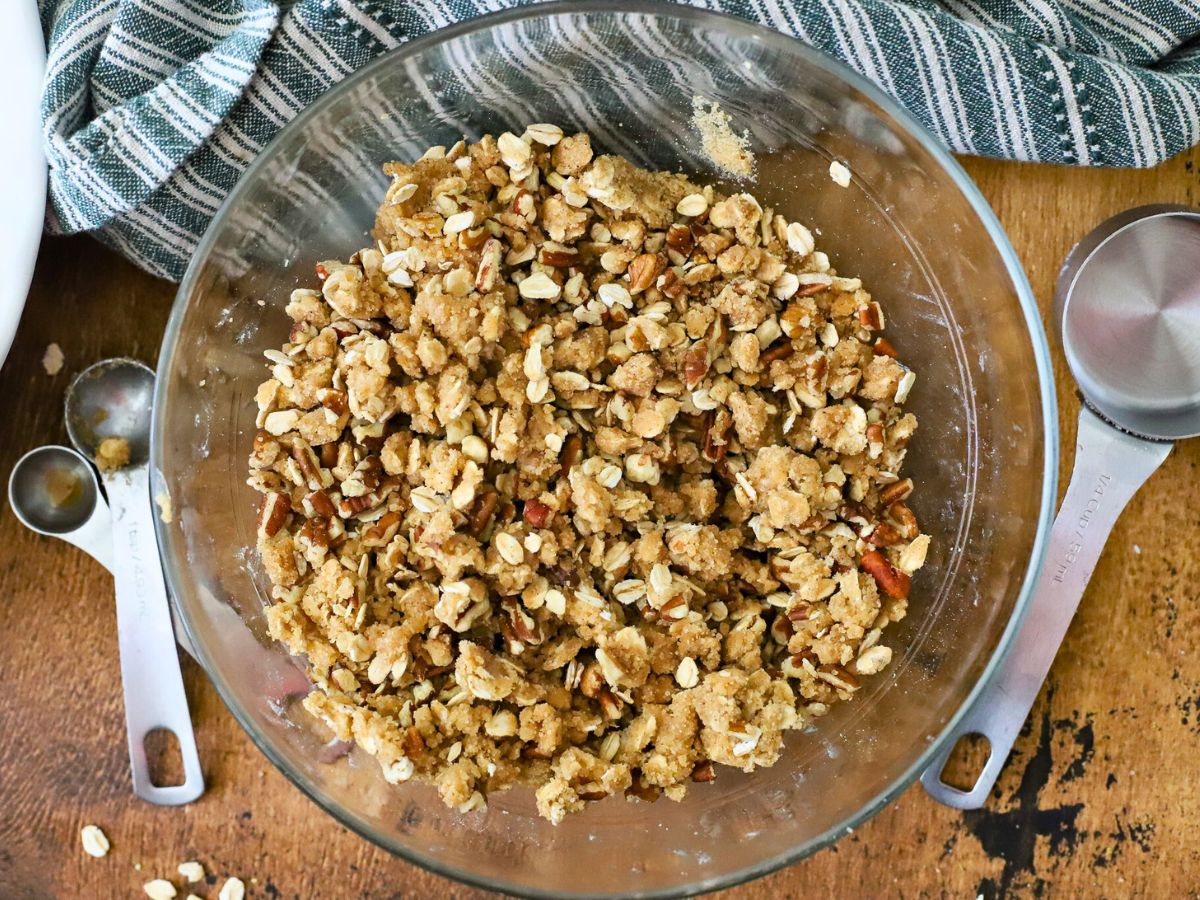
(922, 407, 1170, 809)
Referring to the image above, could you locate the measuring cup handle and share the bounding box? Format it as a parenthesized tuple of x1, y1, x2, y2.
(921, 407, 1171, 809)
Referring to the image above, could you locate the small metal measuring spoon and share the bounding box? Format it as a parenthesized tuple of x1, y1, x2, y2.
(63, 358, 204, 805)
(9, 446, 199, 654)
(922, 205, 1198, 808)
(9, 445, 113, 569)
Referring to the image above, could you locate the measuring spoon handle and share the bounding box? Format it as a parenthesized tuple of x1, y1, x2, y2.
(104, 466, 204, 805)
(67, 490, 199, 662)
(59, 491, 115, 571)
(921, 406, 1170, 809)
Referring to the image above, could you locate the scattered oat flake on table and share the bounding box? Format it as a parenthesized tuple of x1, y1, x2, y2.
(143, 880, 177, 900)
(218, 876, 246, 900)
(79, 824, 109, 858)
(42, 342, 64, 375)
(829, 159, 852, 187)
(177, 860, 205, 883)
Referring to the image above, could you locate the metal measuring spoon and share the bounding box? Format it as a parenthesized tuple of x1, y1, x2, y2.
(64, 358, 204, 805)
(9, 445, 199, 659)
(9, 445, 113, 569)
(922, 205, 1198, 808)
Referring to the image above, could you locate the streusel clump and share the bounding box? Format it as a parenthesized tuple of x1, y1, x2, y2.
(249, 126, 930, 823)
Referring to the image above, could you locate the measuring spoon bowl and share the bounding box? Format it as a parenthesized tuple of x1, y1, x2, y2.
(8, 445, 114, 570)
(65, 358, 155, 462)
(10, 444, 98, 534)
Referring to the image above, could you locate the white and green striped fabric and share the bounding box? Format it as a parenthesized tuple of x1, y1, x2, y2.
(39, 0, 1200, 280)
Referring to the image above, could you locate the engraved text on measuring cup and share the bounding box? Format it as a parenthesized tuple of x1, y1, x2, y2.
(1052, 473, 1112, 584)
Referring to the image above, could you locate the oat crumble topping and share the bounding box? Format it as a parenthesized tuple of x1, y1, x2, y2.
(249, 127, 929, 823)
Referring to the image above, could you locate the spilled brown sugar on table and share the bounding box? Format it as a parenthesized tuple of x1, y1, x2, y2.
(246, 126, 930, 822)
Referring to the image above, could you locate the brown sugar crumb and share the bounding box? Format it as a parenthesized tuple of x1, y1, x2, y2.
(95, 437, 130, 473)
(249, 127, 929, 822)
(691, 97, 755, 179)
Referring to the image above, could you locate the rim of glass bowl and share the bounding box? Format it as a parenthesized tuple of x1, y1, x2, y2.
(153, 2, 1059, 896)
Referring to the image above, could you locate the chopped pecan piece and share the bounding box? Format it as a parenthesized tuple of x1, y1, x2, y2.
(861, 549, 910, 599)
(257, 492, 290, 538)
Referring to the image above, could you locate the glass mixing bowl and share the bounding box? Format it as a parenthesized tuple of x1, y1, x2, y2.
(153, 3, 1058, 896)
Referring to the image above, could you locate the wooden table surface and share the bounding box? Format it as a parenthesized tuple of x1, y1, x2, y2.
(2, 150, 1199, 900)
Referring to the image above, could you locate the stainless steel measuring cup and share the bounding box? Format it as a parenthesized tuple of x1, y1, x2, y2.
(922, 205, 1198, 807)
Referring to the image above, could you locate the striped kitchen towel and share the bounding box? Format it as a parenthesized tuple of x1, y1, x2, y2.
(39, 0, 1200, 280)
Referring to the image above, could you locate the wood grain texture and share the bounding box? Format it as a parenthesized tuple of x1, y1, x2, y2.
(3, 149, 1200, 899)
